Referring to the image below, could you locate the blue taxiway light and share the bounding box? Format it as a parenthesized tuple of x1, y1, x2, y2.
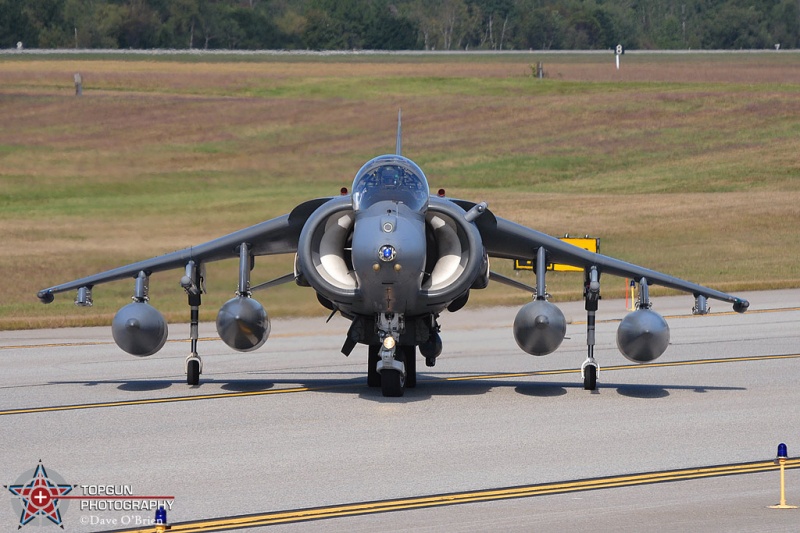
(155, 505, 167, 524)
(777, 443, 788, 459)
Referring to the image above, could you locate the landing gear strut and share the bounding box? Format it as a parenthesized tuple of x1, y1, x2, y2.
(185, 306, 202, 386)
(181, 261, 204, 386)
(582, 266, 600, 391)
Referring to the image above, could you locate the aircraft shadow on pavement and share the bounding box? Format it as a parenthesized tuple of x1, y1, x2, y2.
(515, 381, 746, 399)
(60, 379, 175, 392)
(52, 374, 745, 403)
(115, 380, 176, 392)
(359, 379, 492, 403)
(52, 378, 278, 393)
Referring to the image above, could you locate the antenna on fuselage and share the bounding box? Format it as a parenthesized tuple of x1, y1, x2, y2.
(396, 109, 402, 156)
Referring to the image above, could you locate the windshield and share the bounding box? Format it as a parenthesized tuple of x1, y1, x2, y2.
(351, 156, 429, 212)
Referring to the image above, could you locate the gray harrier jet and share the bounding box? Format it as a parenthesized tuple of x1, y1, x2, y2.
(37, 115, 749, 397)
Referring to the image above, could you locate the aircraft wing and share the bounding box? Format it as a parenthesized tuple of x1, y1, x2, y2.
(472, 210, 749, 311)
(37, 198, 330, 302)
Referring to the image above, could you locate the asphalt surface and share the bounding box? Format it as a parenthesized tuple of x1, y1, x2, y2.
(1, 289, 799, 532)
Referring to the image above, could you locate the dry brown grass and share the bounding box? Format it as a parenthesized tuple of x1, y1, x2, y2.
(1, 53, 798, 329)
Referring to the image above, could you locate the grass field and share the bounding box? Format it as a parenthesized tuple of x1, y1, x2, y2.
(1, 51, 799, 329)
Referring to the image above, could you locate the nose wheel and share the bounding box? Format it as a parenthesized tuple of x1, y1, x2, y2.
(381, 368, 405, 397)
(367, 343, 417, 396)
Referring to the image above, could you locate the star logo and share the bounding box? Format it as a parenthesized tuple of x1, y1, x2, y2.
(5, 462, 74, 529)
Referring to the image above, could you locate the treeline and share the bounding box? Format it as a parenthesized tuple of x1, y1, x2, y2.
(2, 0, 799, 51)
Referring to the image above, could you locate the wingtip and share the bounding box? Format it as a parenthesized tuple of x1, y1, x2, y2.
(733, 299, 749, 313)
(37, 290, 54, 304)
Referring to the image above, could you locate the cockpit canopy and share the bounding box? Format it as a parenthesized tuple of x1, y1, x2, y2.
(351, 155, 429, 212)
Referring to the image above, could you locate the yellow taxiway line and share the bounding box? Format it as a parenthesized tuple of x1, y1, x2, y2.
(116, 458, 800, 532)
(2, 353, 799, 417)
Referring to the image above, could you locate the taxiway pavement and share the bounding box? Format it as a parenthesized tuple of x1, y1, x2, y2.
(1, 289, 799, 532)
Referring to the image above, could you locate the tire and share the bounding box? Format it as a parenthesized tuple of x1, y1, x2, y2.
(381, 369, 405, 397)
(367, 345, 381, 387)
(187, 359, 200, 386)
(583, 364, 597, 391)
(402, 345, 417, 389)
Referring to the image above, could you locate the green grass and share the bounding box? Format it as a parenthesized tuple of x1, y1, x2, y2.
(1, 52, 799, 329)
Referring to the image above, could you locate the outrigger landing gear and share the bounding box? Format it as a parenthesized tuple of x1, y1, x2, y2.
(181, 261, 204, 386)
(582, 266, 600, 391)
(185, 305, 202, 386)
(186, 355, 201, 386)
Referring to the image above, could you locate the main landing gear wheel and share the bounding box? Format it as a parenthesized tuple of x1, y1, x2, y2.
(187, 359, 200, 386)
(402, 345, 417, 389)
(367, 344, 381, 387)
(583, 364, 597, 391)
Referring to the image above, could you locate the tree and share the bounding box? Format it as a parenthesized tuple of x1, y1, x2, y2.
(363, 3, 420, 50)
(23, 0, 71, 47)
(767, 0, 800, 49)
(302, 0, 368, 49)
(5, 0, 799, 50)
(0, 0, 39, 47)
(62, 0, 125, 48)
(268, 0, 307, 49)
(702, 1, 770, 48)
(405, 0, 476, 50)
(118, 0, 160, 48)
(512, 1, 565, 50)
(437, 0, 472, 49)
(162, 0, 201, 48)
(468, 0, 513, 49)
